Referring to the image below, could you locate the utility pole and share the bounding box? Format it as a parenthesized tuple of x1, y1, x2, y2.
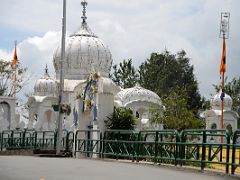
(56, 0, 66, 155)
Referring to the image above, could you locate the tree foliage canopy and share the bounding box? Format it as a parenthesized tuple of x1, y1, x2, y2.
(0, 60, 27, 96)
(139, 50, 202, 113)
(150, 91, 204, 131)
(111, 59, 139, 89)
(105, 107, 136, 130)
(110, 49, 204, 130)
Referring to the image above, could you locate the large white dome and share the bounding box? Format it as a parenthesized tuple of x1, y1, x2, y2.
(34, 66, 56, 97)
(53, 20, 112, 80)
(210, 91, 232, 111)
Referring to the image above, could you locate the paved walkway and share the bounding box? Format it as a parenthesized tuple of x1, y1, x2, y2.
(0, 156, 236, 180)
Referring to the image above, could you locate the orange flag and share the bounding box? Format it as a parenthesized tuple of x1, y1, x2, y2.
(12, 45, 18, 65)
(220, 39, 226, 74)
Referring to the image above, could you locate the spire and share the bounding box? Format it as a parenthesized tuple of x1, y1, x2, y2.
(45, 64, 48, 74)
(70, 0, 97, 37)
(81, 0, 88, 23)
(43, 64, 50, 79)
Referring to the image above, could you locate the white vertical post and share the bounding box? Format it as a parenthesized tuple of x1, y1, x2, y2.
(56, 0, 66, 155)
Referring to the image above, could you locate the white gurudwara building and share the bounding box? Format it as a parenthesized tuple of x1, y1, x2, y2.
(0, 96, 19, 131)
(26, 1, 163, 132)
(203, 92, 238, 137)
(115, 84, 163, 129)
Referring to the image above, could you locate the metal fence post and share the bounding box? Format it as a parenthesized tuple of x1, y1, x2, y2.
(10, 130, 14, 149)
(42, 131, 45, 149)
(175, 131, 180, 166)
(136, 131, 141, 162)
(101, 131, 105, 159)
(66, 131, 69, 151)
(231, 130, 238, 174)
(226, 131, 230, 174)
(22, 129, 26, 149)
(201, 131, 206, 170)
(179, 131, 185, 166)
(74, 130, 78, 157)
(54, 131, 57, 150)
(99, 132, 102, 158)
(154, 131, 159, 163)
(87, 130, 90, 157)
(0, 132, 2, 151)
(34, 131, 37, 150)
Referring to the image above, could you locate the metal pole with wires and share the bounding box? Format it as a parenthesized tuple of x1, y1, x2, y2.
(56, 0, 66, 155)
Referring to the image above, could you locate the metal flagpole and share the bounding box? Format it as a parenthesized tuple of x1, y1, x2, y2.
(221, 69, 224, 143)
(56, 0, 66, 155)
(219, 12, 230, 143)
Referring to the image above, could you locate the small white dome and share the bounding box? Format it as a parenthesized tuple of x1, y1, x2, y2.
(210, 91, 232, 111)
(115, 84, 162, 107)
(34, 66, 56, 97)
(53, 21, 112, 80)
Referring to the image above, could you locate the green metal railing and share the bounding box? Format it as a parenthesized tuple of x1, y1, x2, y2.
(0, 130, 74, 151)
(74, 129, 240, 175)
(179, 129, 230, 173)
(2, 129, 240, 175)
(136, 130, 179, 164)
(75, 129, 102, 157)
(102, 130, 138, 160)
(231, 130, 240, 174)
(34, 131, 56, 150)
(1, 130, 25, 150)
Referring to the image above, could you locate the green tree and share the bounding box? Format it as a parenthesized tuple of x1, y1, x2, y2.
(111, 59, 139, 88)
(105, 107, 136, 130)
(150, 91, 205, 132)
(0, 60, 27, 96)
(139, 50, 202, 113)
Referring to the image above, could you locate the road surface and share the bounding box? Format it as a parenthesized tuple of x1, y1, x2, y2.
(0, 156, 236, 180)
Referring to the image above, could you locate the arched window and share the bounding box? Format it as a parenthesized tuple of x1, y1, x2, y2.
(225, 123, 233, 136)
(136, 111, 139, 118)
(0, 101, 10, 123)
(211, 123, 217, 129)
(34, 113, 38, 121)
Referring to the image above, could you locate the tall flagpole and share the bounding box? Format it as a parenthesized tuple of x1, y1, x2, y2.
(56, 0, 66, 155)
(220, 38, 225, 133)
(219, 12, 230, 142)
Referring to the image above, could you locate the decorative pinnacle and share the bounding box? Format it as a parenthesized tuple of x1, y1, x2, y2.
(81, 0, 88, 23)
(45, 64, 48, 74)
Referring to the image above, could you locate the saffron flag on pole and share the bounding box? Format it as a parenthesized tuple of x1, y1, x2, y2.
(220, 38, 226, 74)
(12, 44, 18, 66)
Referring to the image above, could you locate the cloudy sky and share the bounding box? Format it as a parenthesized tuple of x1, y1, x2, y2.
(0, 0, 240, 99)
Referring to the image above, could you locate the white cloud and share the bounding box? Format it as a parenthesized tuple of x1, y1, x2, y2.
(0, 31, 61, 101)
(19, 31, 61, 77)
(0, 49, 12, 61)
